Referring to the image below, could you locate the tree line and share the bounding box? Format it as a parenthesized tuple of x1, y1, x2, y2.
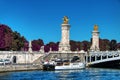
(0, 24, 120, 52)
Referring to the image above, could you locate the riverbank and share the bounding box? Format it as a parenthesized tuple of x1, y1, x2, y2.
(0, 64, 43, 73)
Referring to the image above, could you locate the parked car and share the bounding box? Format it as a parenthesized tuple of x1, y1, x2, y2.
(0, 59, 4, 65)
(4, 59, 11, 65)
(0, 59, 11, 65)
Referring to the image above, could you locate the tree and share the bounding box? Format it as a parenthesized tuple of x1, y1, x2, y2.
(70, 40, 77, 51)
(11, 31, 26, 51)
(116, 43, 120, 50)
(0, 24, 13, 50)
(32, 39, 44, 51)
(109, 40, 117, 51)
(99, 39, 110, 51)
(81, 41, 90, 51)
(49, 42, 58, 51)
(0, 24, 27, 51)
(44, 44, 50, 52)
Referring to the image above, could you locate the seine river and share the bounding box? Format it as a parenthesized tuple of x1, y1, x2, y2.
(0, 68, 120, 80)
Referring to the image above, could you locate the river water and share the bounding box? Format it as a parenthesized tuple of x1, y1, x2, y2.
(0, 68, 120, 80)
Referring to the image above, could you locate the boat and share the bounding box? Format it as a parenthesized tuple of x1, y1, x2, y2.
(43, 56, 85, 71)
(42, 60, 55, 71)
(55, 59, 85, 70)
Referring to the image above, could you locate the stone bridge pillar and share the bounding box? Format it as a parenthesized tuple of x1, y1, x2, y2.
(59, 16, 70, 51)
(90, 25, 100, 51)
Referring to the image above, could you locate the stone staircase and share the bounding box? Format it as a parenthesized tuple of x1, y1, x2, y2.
(33, 52, 85, 64)
(32, 53, 52, 65)
(32, 55, 44, 64)
(43, 53, 53, 60)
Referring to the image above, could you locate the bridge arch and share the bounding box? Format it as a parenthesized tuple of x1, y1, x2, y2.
(86, 51, 120, 68)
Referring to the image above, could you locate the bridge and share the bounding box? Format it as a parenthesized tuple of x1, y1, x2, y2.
(42, 50, 120, 68)
(86, 50, 120, 68)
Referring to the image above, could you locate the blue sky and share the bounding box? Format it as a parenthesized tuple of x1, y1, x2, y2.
(0, 0, 120, 44)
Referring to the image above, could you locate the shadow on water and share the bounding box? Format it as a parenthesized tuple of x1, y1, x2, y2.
(0, 68, 120, 80)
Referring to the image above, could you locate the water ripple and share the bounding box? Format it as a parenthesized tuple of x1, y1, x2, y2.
(0, 68, 120, 80)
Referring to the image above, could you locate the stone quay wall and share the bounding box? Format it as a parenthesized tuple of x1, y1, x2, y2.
(0, 51, 44, 72)
(0, 51, 44, 64)
(0, 64, 43, 72)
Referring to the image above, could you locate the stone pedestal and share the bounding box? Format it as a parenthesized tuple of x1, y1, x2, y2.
(59, 24, 70, 51)
(39, 46, 44, 53)
(28, 41, 33, 53)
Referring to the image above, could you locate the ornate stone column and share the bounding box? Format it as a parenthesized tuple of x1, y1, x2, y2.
(59, 16, 70, 51)
(90, 25, 100, 51)
(28, 41, 33, 53)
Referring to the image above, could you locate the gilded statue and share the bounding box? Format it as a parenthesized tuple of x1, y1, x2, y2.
(63, 16, 69, 24)
(94, 25, 98, 31)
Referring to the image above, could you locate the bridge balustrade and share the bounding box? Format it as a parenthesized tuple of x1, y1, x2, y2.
(86, 51, 120, 65)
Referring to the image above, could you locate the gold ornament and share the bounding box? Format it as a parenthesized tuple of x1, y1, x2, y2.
(63, 16, 69, 24)
(94, 25, 98, 31)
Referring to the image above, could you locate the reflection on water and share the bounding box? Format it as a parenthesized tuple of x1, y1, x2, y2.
(0, 68, 120, 80)
(55, 70, 84, 80)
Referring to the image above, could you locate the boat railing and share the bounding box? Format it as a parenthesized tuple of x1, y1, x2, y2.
(56, 62, 63, 66)
(63, 62, 70, 65)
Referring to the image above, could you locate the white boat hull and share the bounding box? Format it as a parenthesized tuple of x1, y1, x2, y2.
(55, 63, 85, 70)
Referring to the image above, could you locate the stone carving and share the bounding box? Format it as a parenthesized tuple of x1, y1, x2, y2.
(63, 16, 69, 24)
(94, 25, 98, 31)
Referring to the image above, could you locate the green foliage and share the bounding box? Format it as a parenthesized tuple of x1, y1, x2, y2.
(0, 24, 120, 51)
(99, 39, 110, 51)
(11, 31, 26, 51)
(109, 40, 117, 51)
(32, 39, 44, 51)
(70, 40, 91, 51)
(0, 24, 27, 51)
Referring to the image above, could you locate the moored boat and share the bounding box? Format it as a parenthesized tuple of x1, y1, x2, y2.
(42, 61, 55, 71)
(43, 56, 85, 71)
(55, 59, 85, 70)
